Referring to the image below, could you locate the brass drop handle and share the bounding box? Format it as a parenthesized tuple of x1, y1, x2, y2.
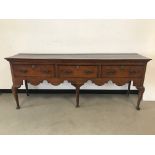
(42, 70, 50, 74)
(64, 70, 72, 74)
(106, 70, 116, 75)
(129, 70, 137, 74)
(31, 65, 36, 69)
(84, 70, 94, 74)
(76, 65, 80, 69)
(20, 69, 28, 73)
(120, 65, 125, 70)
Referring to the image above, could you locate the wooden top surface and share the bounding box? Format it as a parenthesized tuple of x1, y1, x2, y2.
(5, 53, 151, 61)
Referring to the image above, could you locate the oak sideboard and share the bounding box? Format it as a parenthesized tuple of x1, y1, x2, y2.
(5, 53, 151, 110)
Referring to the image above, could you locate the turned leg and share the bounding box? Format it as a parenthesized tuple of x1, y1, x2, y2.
(25, 80, 29, 96)
(12, 86, 20, 109)
(127, 81, 131, 96)
(136, 86, 145, 110)
(75, 86, 80, 108)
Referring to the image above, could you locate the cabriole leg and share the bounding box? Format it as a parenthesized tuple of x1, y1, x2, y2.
(136, 86, 145, 110)
(12, 86, 20, 109)
(75, 86, 80, 107)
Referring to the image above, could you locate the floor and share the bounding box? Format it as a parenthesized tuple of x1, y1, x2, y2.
(0, 93, 155, 135)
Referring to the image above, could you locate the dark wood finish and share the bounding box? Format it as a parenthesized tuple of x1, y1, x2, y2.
(5, 53, 151, 110)
(6, 53, 150, 60)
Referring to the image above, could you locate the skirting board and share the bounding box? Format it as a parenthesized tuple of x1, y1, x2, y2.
(0, 89, 138, 94)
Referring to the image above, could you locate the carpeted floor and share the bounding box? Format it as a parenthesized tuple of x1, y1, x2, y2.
(0, 93, 155, 135)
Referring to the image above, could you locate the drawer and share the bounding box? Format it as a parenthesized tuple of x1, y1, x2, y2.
(102, 65, 144, 77)
(58, 65, 98, 78)
(13, 64, 54, 77)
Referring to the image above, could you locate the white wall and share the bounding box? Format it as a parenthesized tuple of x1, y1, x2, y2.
(0, 19, 154, 100)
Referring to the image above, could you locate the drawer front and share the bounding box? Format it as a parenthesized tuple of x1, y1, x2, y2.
(13, 64, 54, 77)
(102, 65, 144, 77)
(58, 65, 98, 78)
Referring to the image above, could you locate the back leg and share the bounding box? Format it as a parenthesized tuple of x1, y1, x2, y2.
(25, 80, 29, 96)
